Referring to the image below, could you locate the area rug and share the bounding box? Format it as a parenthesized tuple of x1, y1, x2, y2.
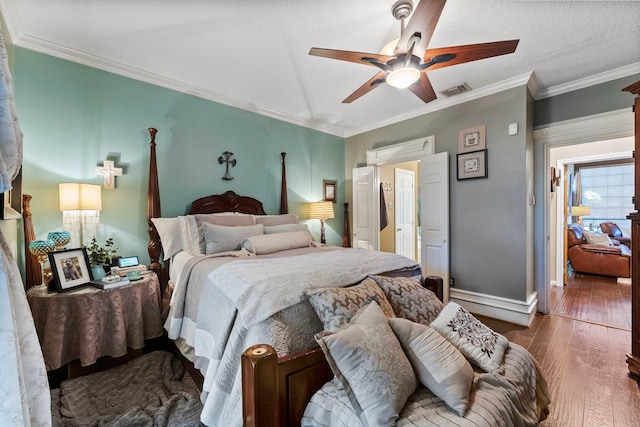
(51, 351, 203, 426)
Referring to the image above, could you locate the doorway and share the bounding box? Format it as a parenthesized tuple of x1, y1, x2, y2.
(548, 137, 633, 329)
(351, 136, 451, 300)
(378, 162, 418, 262)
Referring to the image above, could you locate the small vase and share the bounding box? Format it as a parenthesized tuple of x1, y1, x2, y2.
(91, 264, 106, 280)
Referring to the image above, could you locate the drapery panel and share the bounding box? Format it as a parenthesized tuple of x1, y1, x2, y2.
(0, 27, 22, 193)
(0, 229, 51, 425)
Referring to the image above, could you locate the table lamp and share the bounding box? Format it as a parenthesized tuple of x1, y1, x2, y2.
(59, 183, 102, 247)
(309, 201, 334, 244)
(570, 205, 591, 226)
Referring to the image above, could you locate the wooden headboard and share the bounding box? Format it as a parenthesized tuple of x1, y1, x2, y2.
(145, 127, 287, 282)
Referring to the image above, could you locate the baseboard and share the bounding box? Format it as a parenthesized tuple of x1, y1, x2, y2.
(449, 289, 538, 327)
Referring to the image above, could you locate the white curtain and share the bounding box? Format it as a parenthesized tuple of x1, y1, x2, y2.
(0, 26, 22, 193)
(0, 229, 51, 425)
(0, 23, 51, 426)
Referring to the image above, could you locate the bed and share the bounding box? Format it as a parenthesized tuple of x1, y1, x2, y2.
(144, 129, 439, 426)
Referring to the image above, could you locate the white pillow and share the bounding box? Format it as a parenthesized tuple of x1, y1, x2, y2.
(203, 223, 264, 255)
(255, 214, 299, 226)
(389, 317, 473, 416)
(431, 302, 509, 373)
(150, 217, 183, 260)
(263, 223, 310, 234)
(242, 230, 313, 254)
(316, 301, 417, 427)
(177, 215, 200, 255)
(583, 231, 614, 246)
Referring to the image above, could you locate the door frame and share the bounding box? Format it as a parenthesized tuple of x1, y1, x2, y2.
(534, 109, 633, 313)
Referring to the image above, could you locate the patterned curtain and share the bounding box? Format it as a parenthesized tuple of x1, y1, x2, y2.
(0, 27, 22, 193)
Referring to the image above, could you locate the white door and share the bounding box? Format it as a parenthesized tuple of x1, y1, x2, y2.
(421, 152, 450, 301)
(395, 168, 415, 260)
(352, 166, 378, 250)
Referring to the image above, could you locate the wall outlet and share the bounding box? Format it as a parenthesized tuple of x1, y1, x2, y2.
(449, 277, 455, 287)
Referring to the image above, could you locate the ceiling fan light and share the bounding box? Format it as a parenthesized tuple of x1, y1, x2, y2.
(380, 38, 399, 56)
(386, 67, 420, 89)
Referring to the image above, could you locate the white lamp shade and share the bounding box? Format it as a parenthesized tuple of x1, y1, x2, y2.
(309, 201, 334, 220)
(59, 183, 102, 211)
(570, 205, 591, 217)
(386, 67, 420, 89)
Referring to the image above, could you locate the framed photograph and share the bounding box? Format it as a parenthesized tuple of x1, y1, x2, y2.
(457, 149, 488, 180)
(48, 248, 92, 292)
(323, 180, 337, 202)
(458, 125, 486, 153)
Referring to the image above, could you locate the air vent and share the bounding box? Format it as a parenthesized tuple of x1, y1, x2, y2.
(440, 83, 471, 97)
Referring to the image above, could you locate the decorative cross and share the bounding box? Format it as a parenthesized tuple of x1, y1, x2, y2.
(96, 160, 123, 190)
(218, 151, 237, 181)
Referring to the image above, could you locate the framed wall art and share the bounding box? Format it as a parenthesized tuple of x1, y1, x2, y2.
(458, 125, 486, 153)
(48, 248, 92, 292)
(323, 180, 337, 202)
(457, 149, 488, 180)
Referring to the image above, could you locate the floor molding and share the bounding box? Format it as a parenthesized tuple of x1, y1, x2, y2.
(450, 289, 538, 327)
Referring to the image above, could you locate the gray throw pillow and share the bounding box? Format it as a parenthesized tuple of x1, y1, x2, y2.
(369, 274, 443, 325)
(316, 302, 417, 427)
(389, 317, 473, 416)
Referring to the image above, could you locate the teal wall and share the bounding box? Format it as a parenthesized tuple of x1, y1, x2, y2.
(14, 47, 344, 266)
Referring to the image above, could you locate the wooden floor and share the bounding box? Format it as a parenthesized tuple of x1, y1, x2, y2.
(550, 273, 631, 330)
(479, 312, 640, 426)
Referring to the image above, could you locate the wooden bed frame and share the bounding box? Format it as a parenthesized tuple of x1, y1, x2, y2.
(144, 127, 443, 427)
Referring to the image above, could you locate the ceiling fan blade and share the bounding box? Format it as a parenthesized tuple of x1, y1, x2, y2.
(309, 47, 395, 67)
(423, 40, 519, 71)
(408, 72, 437, 103)
(342, 71, 387, 103)
(395, 0, 446, 58)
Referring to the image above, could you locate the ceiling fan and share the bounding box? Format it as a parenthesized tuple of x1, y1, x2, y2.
(309, 0, 519, 103)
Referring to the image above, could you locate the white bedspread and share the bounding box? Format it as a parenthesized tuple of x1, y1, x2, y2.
(164, 245, 420, 427)
(209, 247, 418, 328)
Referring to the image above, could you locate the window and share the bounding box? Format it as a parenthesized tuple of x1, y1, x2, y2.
(577, 161, 634, 232)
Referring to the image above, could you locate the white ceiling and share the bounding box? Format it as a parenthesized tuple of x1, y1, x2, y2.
(1, 0, 639, 137)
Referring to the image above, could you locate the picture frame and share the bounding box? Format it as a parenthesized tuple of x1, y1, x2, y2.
(457, 149, 488, 180)
(323, 180, 337, 202)
(458, 125, 486, 153)
(48, 248, 93, 292)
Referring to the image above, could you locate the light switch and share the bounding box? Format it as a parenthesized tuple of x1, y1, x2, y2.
(508, 123, 518, 135)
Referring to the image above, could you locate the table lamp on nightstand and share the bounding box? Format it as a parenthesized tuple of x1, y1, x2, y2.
(309, 201, 334, 244)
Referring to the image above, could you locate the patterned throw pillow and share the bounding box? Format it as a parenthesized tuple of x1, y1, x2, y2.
(369, 275, 443, 325)
(389, 317, 473, 416)
(306, 278, 396, 331)
(316, 301, 417, 427)
(431, 302, 509, 372)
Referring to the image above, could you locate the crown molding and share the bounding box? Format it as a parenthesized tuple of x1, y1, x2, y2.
(346, 72, 534, 138)
(536, 62, 640, 100)
(11, 33, 347, 137)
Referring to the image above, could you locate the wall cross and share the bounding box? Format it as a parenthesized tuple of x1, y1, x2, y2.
(96, 160, 123, 190)
(218, 151, 237, 181)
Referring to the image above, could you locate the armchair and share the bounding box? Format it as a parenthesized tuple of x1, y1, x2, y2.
(600, 222, 631, 249)
(567, 224, 631, 278)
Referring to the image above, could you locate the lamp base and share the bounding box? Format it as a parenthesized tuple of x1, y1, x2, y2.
(320, 219, 326, 244)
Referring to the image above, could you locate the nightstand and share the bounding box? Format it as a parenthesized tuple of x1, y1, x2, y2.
(27, 272, 163, 373)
